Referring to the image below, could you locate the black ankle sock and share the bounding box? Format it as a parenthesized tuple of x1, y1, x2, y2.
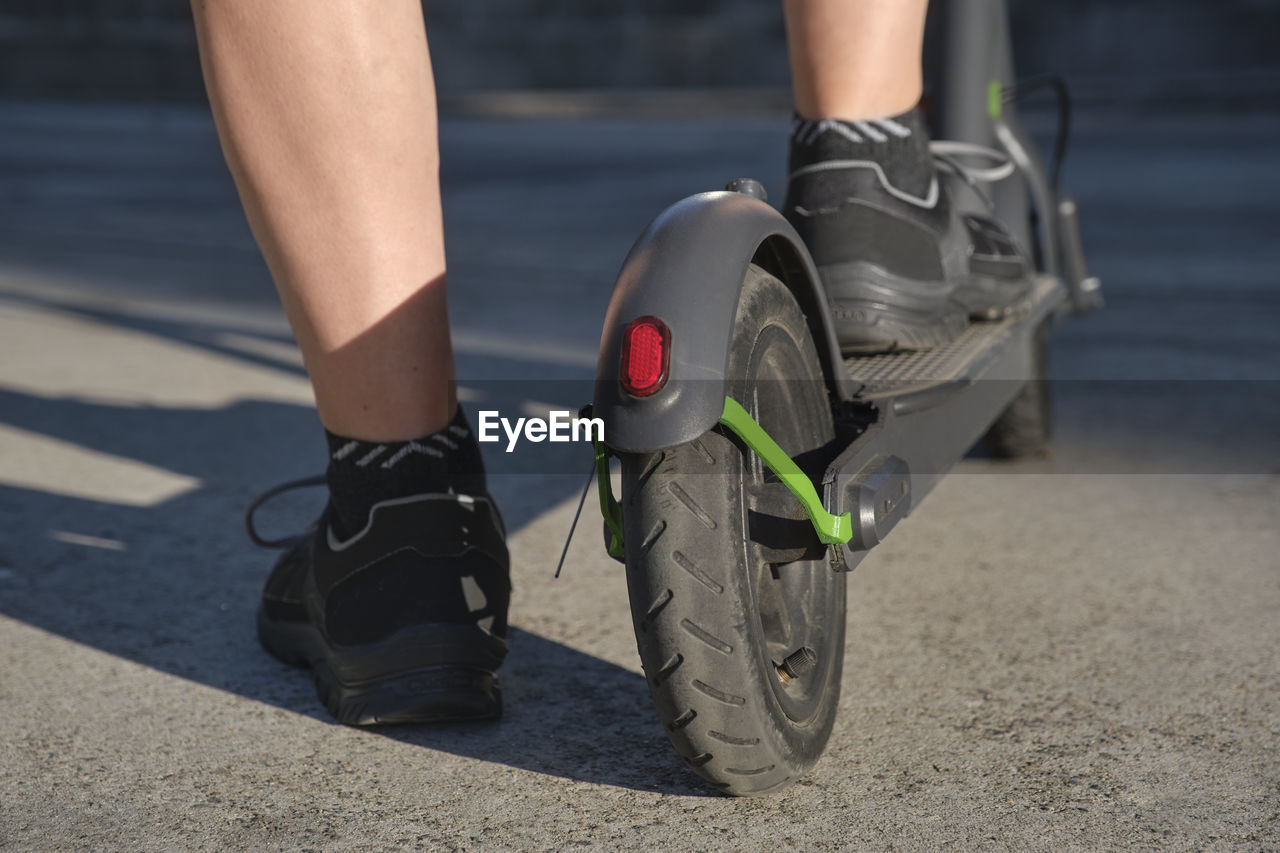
(324, 408, 486, 539)
(787, 107, 935, 201)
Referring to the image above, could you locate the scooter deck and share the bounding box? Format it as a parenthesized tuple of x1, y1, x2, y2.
(822, 274, 1064, 570)
(844, 275, 1061, 398)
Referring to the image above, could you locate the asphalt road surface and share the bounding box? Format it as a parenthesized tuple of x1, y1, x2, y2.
(0, 101, 1277, 849)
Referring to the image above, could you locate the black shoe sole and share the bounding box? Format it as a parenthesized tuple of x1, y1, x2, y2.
(832, 298, 970, 354)
(818, 260, 970, 354)
(257, 605, 504, 725)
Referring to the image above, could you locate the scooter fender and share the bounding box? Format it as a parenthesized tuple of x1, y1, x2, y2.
(593, 190, 853, 454)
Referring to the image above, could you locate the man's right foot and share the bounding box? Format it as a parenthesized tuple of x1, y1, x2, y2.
(257, 491, 511, 725)
(783, 108, 1031, 354)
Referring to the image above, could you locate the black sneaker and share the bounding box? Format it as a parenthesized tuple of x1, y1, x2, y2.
(950, 210, 1034, 321)
(784, 116, 1031, 353)
(255, 491, 511, 725)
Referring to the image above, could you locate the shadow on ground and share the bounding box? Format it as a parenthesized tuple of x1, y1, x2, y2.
(0, 290, 715, 796)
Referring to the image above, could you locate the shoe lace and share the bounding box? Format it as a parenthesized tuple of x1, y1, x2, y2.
(244, 474, 327, 549)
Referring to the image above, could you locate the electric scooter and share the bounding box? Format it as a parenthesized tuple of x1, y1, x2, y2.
(582, 0, 1101, 796)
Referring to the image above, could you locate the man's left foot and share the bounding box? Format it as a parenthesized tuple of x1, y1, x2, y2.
(250, 408, 511, 725)
(257, 491, 511, 725)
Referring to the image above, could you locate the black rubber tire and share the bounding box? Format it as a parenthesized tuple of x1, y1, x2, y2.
(620, 265, 844, 796)
(985, 318, 1054, 458)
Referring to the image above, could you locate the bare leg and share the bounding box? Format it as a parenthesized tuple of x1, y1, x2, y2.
(783, 0, 930, 119)
(781, 0, 1031, 353)
(193, 3, 510, 728)
(191, 0, 452, 441)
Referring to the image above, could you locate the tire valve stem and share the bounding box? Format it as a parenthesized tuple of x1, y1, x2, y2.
(777, 647, 817, 684)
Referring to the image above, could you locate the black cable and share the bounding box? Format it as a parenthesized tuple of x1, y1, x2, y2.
(1004, 73, 1072, 192)
(554, 460, 597, 579)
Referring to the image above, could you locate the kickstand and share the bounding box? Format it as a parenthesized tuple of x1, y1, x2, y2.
(554, 460, 597, 579)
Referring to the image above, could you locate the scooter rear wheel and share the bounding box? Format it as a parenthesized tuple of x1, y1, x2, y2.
(620, 265, 844, 796)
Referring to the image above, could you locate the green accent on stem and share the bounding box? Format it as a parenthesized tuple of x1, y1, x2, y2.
(987, 79, 1003, 120)
(594, 437, 625, 559)
(718, 397, 851, 546)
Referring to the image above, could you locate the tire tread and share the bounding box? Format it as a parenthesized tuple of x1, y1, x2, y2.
(621, 266, 845, 796)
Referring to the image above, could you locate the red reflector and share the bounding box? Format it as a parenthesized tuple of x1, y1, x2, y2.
(620, 316, 671, 397)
